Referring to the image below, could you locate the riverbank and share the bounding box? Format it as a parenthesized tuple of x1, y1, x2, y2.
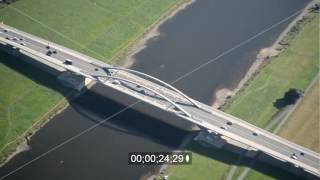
(116, 0, 194, 67)
(223, 3, 319, 125)
(0, 98, 68, 167)
(0, 77, 96, 167)
(213, 1, 318, 109)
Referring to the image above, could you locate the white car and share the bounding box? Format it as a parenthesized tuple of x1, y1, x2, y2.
(291, 153, 298, 160)
(112, 80, 121, 85)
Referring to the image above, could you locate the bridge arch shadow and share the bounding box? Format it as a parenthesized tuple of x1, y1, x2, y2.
(0, 51, 308, 180)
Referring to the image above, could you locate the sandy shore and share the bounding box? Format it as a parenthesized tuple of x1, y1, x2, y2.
(0, 139, 31, 168)
(119, 0, 195, 68)
(211, 1, 318, 109)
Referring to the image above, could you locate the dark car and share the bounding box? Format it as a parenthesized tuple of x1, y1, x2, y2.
(64, 59, 72, 65)
(46, 50, 53, 56)
(252, 132, 259, 136)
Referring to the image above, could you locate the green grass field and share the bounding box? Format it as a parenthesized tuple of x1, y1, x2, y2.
(0, 0, 182, 62)
(0, 53, 70, 162)
(167, 12, 319, 180)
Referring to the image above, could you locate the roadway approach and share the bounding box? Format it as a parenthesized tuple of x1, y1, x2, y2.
(0, 23, 319, 178)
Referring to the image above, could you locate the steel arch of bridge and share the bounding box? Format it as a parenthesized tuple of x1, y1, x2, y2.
(103, 67, 201, 108)
(98, 74, 192, 117)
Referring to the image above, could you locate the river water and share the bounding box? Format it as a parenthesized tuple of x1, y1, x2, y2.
(132, 0, 309, 104)
(0, 0, 309, 179)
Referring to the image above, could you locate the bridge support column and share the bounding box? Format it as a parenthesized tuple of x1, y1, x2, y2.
(193, 130, 227, 148)
(58, 71, 87, 91)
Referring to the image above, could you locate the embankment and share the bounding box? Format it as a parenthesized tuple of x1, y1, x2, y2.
(212, 1, 318, 109)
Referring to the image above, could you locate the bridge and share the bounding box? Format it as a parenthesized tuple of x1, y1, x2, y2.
(0, 23, 319, 178)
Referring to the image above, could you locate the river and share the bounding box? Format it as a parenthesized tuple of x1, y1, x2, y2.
(0, 0, 309, 179)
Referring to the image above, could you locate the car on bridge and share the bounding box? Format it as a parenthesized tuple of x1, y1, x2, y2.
(64, 59, 73, 65)
(220, 125, 228, 130)
(291, 153, 298, 160)
(46, 49, 57, 56)
(46, 50, 52, 56)
(252, 131, 259, 136)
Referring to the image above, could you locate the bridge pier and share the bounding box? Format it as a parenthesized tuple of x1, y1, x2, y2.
(57, 72, 90, 91)
(193, 130, 227, 148)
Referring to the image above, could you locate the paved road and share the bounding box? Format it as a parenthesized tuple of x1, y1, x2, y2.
(0, 24, 319, 177)
(0, 26, 108, 77)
